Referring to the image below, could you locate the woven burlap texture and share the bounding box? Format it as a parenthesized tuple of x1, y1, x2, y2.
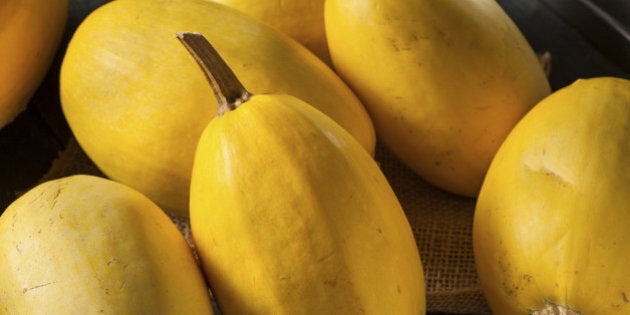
(374, 143, 490, 314)
(37, 138, 491, 314)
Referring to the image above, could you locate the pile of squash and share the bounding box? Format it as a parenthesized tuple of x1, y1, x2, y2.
(1, 0, 628, 313)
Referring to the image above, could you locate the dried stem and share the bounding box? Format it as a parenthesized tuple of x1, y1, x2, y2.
(176, 32, 251, 116)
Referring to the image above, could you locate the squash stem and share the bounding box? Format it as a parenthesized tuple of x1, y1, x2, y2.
(530, 302, 581, 315)
(176, 32, 251, 116)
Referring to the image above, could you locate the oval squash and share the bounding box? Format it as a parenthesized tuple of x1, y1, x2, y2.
(0, 175, 214, 314)
(208, 0, 330, 65)
(473, 77, 630, 314)
(325, 0, 551, 197)
(60, 0, 374, 216)
(181, 33, 425, 314)
(0, 0, 68, 128)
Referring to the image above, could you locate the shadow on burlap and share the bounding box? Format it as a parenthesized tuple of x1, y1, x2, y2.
(374, 143, 490, 314)
(37, 137, 491, 314)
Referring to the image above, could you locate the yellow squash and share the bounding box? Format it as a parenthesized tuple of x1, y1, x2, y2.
(60, 0, 374, 217)
(208, 0, 330, 65)
(473, 77, 630, 314)
(325, 0, 551, 197)
(0, 0, 68, 128)
(0, 175, 214, 314)
(181, 33, 425, 314)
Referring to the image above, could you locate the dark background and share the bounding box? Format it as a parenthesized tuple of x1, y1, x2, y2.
(0, 1, 628, 313)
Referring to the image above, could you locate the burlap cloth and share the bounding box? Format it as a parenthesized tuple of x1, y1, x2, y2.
(36, 136, 490, 314)
(373, 143, 489, 314)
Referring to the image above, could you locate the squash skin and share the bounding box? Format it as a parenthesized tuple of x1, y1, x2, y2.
(60, 0, 374, 217)
(473, 77, 630, 314)
(207, 0, 331, 65)
(325, 0, 551, 197)
(0, 0, 68, 128)
(190, 94, 425, 314)
(0, 175, 214, 314)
